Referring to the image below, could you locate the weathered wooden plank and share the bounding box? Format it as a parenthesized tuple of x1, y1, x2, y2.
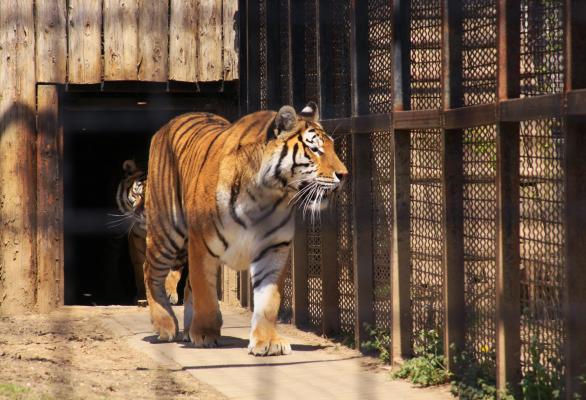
(137, 0, 169, 82)
(36, 85, 64, 313)
(197, 0, 222, 82)
(0, 0, 37, 314)
(223, 0, 238, 81)
(169, 0, 198, 82)
(35, 0, 67, 83)
(104, 0, 139, 81)
(68, 0, 103, 84)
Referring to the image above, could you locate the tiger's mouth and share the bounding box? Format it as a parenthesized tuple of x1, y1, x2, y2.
(288, 180, 337, 222)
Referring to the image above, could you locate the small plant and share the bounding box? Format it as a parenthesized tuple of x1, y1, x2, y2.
(450, 347, 513, 400)
(391, 330, 452, 387)
(360, 323, 391, 364)
(520, 336, 563, 400)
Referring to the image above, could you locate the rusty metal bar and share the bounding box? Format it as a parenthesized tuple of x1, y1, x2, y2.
(496, 0, 521, 396)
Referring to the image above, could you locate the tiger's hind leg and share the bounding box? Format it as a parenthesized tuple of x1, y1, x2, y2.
(164, 266, 183, 305)
(248, 244, 291, 356)
(187, 236, 222, 348)
(144, 258, 179, 341)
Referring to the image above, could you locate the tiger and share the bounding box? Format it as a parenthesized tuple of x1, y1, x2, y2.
(116, 160, 183, 304)
(144, 102, 347, 356)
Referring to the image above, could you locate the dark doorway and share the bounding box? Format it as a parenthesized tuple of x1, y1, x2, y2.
(61, 87, 238, 305)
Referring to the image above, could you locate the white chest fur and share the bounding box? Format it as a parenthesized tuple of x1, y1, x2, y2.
(210, 187, 295, 271)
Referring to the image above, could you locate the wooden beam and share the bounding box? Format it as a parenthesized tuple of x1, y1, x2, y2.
(245, 0, 261, 111)
(496, 0, 521, 396)
(198, 0, 223, 82)
(349, 0, 374, 347)
(36, 0, 67, 83)
(444, 104, 497, 129)
(441, 0, 465, 368)
(36, 85, 64, 313)
(0, 0, 37, 314)
(394, 110, 442, 129)
(169, 0, 198, 82)
(564, 116, 586, 399)
(317, 0, 339, 337)
(391, 129, 412, 363)
(68, 0, 103, 84)
(391, 0, 412, 364)
(564, 1, 586, 398)
(137, 0, 169, 82)
(222, 0, 239, 81)
(500, 94, 562, 121)
(104, 0, 139, 81)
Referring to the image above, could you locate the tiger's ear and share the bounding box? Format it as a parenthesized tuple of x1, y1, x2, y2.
(122, 160, 138, 176)
(269, 105, 298, 141)
(299, 101, 319, 122)
(275, 105, 297, 132)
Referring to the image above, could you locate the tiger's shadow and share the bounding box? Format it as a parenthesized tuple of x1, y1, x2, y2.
(141, 335, 326, 351)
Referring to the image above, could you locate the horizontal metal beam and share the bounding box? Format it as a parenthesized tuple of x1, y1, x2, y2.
(320, 90, 586, 133)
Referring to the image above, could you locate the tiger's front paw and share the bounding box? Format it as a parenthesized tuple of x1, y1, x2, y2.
(248, 335, 291, 356)
(153, 315, 177, 342)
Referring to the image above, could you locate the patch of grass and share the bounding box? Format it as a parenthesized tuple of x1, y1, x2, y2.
(391, 330, 452, 387)
(0, 383, 31, 399)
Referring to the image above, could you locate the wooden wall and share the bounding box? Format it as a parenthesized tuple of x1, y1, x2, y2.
(0, 0, 238, 315)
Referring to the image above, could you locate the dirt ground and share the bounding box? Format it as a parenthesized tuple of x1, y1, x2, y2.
(0, 307, 226, 400)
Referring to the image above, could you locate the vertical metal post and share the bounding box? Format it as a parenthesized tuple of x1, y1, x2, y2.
(349, 0, 375, 348)
(266, 0, 282, 110)
(390, 0, 412, 363)
(564, 1, 586, 398)
(496, 0, 521, 396)
(246, 0, 261, 111)
(441, 0, 465, 369)
(317, 0, 340, 337)
(237, 0, 248, 115)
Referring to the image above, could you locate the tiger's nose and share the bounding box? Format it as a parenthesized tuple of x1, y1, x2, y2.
(334, 171, 348, 183)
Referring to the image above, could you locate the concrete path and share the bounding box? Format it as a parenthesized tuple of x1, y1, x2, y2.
(103, 304, 453, 400)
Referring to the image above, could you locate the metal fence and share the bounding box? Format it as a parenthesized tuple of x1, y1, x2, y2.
(238, 0, 586, 397)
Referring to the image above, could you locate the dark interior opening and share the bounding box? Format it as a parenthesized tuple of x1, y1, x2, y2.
(62, 87, 238, 305)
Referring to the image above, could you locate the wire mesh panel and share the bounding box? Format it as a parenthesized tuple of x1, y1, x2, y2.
(279, 0, 292, 105)
(336, 134, 355, 336)
(520, 0, 565, 96)
(462, 125, 497, 374)
(371, 131, 393, 332)
(409, 0, 442, 110)
(259, 0, 268, 109)
(328, 0, 352, 118)
(410, 129, 444, 349)
(519, 118, 566, 385)
(462, 0, 497, 105)
(303, 0, 320, 103)
(307, 219, 323, 328)
(368, 0, 393, 114)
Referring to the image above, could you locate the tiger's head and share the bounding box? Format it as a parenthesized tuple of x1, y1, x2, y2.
(116, 160, 147, 226)
(261, 102, 348, 215)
